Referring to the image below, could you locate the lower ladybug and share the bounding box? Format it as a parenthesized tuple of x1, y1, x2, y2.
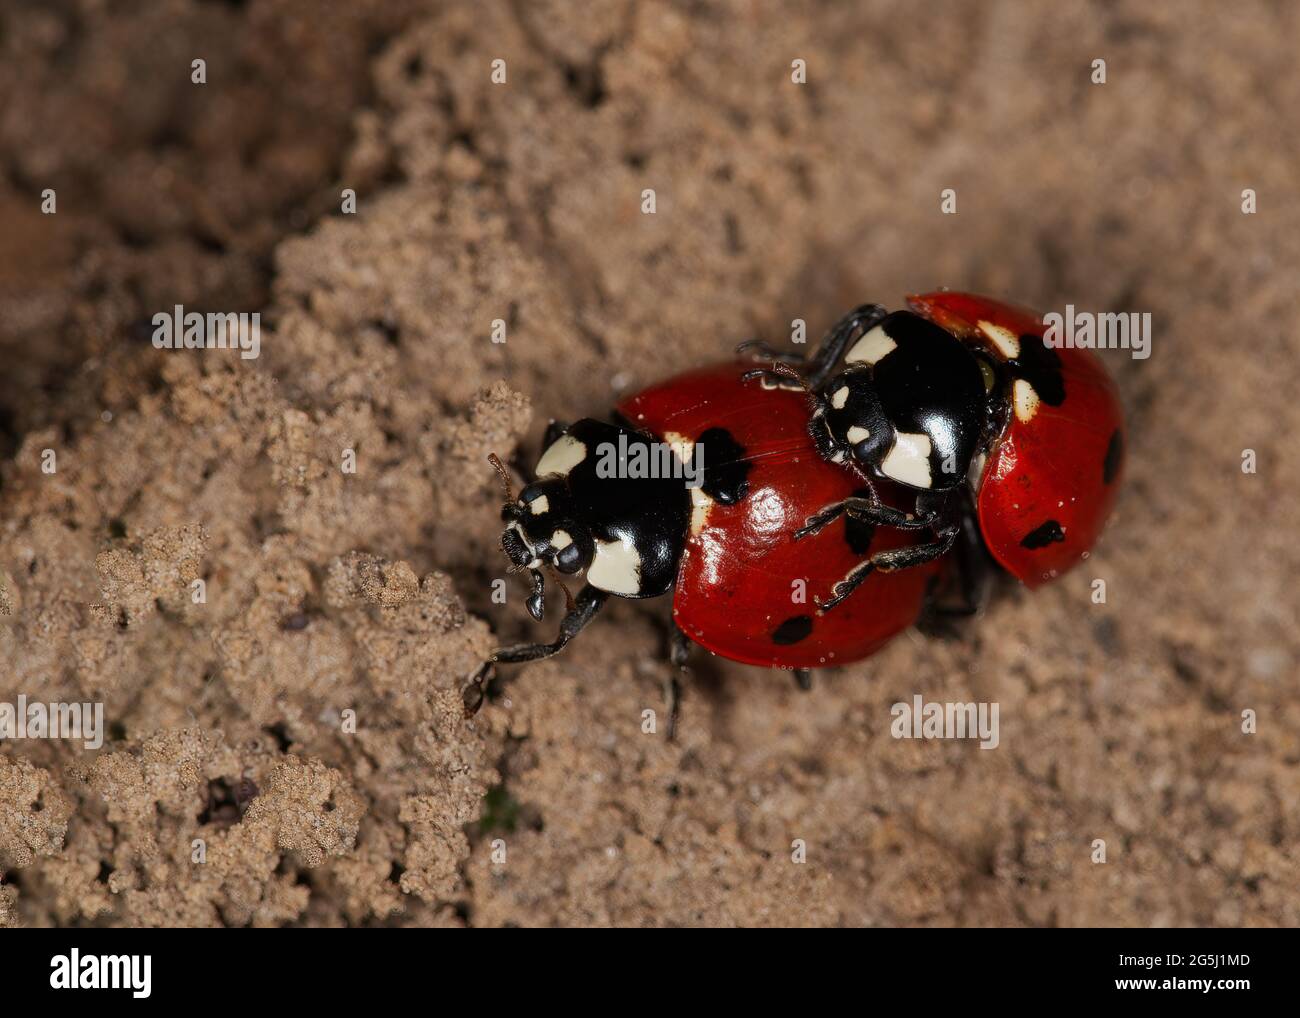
(466, 291, 1124, 713)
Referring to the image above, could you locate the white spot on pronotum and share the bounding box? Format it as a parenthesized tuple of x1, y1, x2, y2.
(977, 320, 1020, 359)
(549, 529, 572, 549)
(536, 435, 587, 476)
(846, 425, 870, 445)
(689, 486, 714, 535)
(879, 431, 933, 488)
(663, 431, 695, 465)
(529, 494, 550, 514)
(1091, 58, 1107, 84)
(845, 325, 897, 366)
(1013, 379, 1041, 422)
(831, 386, 849, 409)
(588, 535, 642, 594)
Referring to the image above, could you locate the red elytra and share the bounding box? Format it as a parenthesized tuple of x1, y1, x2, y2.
(907, 291, 1125, 587)
(617, 362, 940, 669)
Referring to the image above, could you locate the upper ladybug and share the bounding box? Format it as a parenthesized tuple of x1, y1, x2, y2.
(741, 292, 1124, 593)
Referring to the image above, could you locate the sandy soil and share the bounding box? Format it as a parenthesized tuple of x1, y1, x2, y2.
(1, 0, 1297, 927)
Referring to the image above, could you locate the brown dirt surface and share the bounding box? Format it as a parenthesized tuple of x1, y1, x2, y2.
(1, 0, 1297, 927)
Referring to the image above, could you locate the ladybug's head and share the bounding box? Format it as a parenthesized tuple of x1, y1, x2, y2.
(499, 478, 596, 619)
(813, 366, 896, 474)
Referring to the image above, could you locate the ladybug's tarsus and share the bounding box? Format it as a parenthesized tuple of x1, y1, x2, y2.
(462, 659, 494, 717)
(793, 668, 813, 692)
(493, 584, 607, 666)
(467, 585, 608, 713)
(665, 623, 694, 740)
(734, 339, 803, 365)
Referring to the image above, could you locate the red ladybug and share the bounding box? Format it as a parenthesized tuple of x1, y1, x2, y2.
(467, 291, 1123, 710)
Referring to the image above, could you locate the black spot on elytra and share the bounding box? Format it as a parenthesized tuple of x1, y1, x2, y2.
(844, 487, 877, 554)
(1021, 519, 1065, 549)
(1103, 429, 1123, 484)
(1012, 334, 1065, 406)
(772, 615, 813, 645)
(698, 427, 751, 505)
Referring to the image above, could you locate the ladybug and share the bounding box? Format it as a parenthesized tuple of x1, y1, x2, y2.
(466, 291, 1123, 712)
(742, 291, 1125, 594)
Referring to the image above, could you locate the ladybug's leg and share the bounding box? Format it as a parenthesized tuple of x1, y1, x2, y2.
(805, 303, 888, 388)
(735, 339, 805, 364)
(740, 363, 808, 391)
(794, 496, 935, 541)
(665, 622, 693, 739)
(463, 584, 608, 715)
(737, 303, 887, 388)
(793, 668, 813, 691)
(817, 520, 961, 614)
(917, 493, 993, 633)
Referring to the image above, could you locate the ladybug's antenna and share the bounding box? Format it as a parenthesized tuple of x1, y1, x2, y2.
(487, 452, 517, 501)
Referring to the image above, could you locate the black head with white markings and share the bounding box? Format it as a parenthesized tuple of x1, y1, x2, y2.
(491, 419, 694, 620)
(813, 310, 995, 492)
(493, 460, 596, 620)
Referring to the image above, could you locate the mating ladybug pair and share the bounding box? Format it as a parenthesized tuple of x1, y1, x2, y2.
(467, 291, 1124, 712)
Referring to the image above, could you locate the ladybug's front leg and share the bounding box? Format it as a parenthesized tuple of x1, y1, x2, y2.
(463, 584, 608, 715)
(737, 303, 887, 388)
